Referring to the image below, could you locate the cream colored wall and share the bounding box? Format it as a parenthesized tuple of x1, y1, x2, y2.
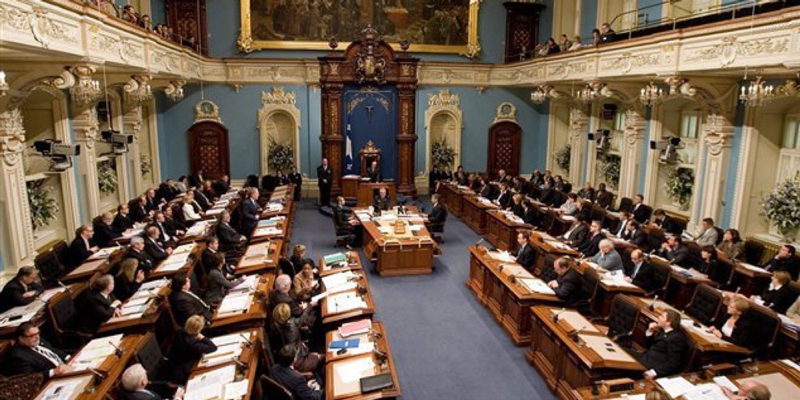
(742, 111, 784, 235)
(548, 103, 571, 176)
(554, 0, 581, 38)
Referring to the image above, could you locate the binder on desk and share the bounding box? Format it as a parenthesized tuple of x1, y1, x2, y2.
(324, 253, 347, 266)
(329, 338, 360, 349)
(360, 373, 393, 394)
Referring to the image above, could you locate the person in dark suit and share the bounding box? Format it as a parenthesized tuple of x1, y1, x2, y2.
(631, 194, 649, 223)
(756, 271, 797, 314)
(4, 322, 69, 378)
(161, 206, 186, 238)
(577, 182, 596, 202)
(429, 166, 442, 192)
(143, 226, 172, 264)
(515, 231, 536, 271)
(238, 187, 260, 237)
(651, 209, 682, 235)
(156, 179, 179, 203)
(82, 274, 121, 333)
(495, 183, 512, 209)
(201, 237, 224, 275)
(269, 274, 316, 328)
(621, 220, 647, 248)
(119, 363, 185, 400)
(763, 245, 799, 281)
(272, 345, 323, 400)
(215, 211, 246, 252)
(212, 175, 230, 196)
(204, 253, 241, 305)
(333, 196, 356, 228)
(169, 273, 213, 326)
(270, 304, 323, 373)
(578, 220, 606, 257)
(509, 194, 525, 217)
(144, 189, 161, 213)
(521, 200, 538, 226)
(372, 187, 391, 212)
(113, 203, 134, 233)
(538, 180, 557, 206)
(288, 167, 302, 200)
(427, 194, 448, 231)
(553, 175, 567, 192)
(530, 169, 544, 186)
(547, 257, 581, 306)
(699, 246, 728, 287)
(201, 181, 217, 203)
(640, 309, 688, 379)
(114, 258, 145, 302)
(191, 186, 212, 211)
(478, 176, 496, 199)
(613, 211, 633, 237)
(126, 237, 154, 273)
(626, 250, 660, 292)
(317, 158, 332, 207)
(66, 225, 99, 268)
(562, 219, 589, 248)
(657, 235, 690, 266)
(366, 160, 382, 183)
(94, 212, 121, 248)
(709, 297, 755, 349)
(166, 316, 217, 383)
(595, 183, 614, 209)
(188, 169, 205, 188)
(0, 266, 43, 312)
(129, 196, 151, 223)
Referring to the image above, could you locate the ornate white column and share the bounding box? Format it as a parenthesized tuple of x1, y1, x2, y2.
(123, 99, 144, 194)
(618, 109, 647, 199)
(0, 97, 36, 275)
(73, 103, 101, 218)
(568, 107, 588, 184)
(585, 102, 600, 185)
(692, 114, 735, 232)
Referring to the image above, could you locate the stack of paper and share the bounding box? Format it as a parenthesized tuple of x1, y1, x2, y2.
(230, 275, 258, 292)
(656, 376, 696, 399)
(158, 253, 191, 272)
(39, 286, 68, 303)
(265, 203, 283, 212)
(122, 228, 144, 239)
(70, 334, 123, 370)
(217, 293, 252, 315)
(487, 251, 516, 263)
(87, 246, 120, 261)
(336, 357, 375, 384)
(254, 227, 282, 237)
(0, 301, 44, 328)
(518, 278, 555, 295)
(185, 222, 209, 237)
(184, 364, 236, 400)
(328, 292, 367, 314)
(339, 319, 372, 337)
(173, 243, 197, 255)
(213, 200, 230, 208)
(322, 271, 358, 293)
(205, 208, 226, 216)
(683, 383, 729, 400)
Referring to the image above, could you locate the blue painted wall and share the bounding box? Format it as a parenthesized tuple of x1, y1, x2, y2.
(638, 0, 663, 25)
(580, 0, 600, 40)
(721, 100, 744, 229)
(637, 108, 652, 195)
(151, 0, 167, 26)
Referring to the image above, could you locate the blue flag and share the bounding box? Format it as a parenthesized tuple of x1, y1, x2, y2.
(345, 122, 353, 171)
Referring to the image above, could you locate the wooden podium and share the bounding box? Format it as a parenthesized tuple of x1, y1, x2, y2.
(342, 176, 397, 207)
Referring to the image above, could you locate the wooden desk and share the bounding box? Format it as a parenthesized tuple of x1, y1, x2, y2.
(325, 351, 401, 400)
(576, 263, 646, 317)
(179, 219, 217, 245)
(360, 212, 435, 277)
(485, 210, 529, 251)
(0, 284, 81, 338)
(235, 240, 282, 275)
(461, 195, 497, 234)
(573, 360, 800, 399)
(321, 271, 376, 327)
(357, 181, 396, 208)
(437, 183, 463, 218)
(527, 305, 645, 399)
(628, 297, 750, 368)
(467, 246, 561, 345)
(97, 281, 171, 335)
(63, 248, 125, 283)
(250, 217, 290, 244)
(731, 262, 772, 297)
(194, 329, 262, 373)
(148, 243, 205, 280)
(319, 251, 363, 277)
(185, 342, 260, 400)
(325, 320, 389, 363)
(665, 265, 713, 310)
(209, 273, 274, 332)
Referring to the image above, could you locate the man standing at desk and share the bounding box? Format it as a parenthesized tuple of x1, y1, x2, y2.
(373, 187, 391, 212)
(639, 309, 688, 379)
(317, 158, 332, 207)
(367, 159, 382, 183)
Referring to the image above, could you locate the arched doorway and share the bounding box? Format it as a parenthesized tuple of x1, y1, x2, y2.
(188, 121, 230, 180)
(487, 120, 522, 179)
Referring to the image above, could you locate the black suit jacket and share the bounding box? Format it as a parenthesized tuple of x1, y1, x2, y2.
(596, 191, 613, 209)
(658, 245, 689, 266)
(631, 204, 649, 224)
(655, 216, 682, 235)
(239, 198, 259, 235)
(373, 196, 391, 212)
(641, 329, 688, 376)
(194, 191, 211, 211)
(216, 222, 244, 251)
(578, 233, 605, 257)
(555, 269, 582, 305)
(127, 248, 154, 272)
(317, 166, 332, 187)
(522, 207, 538, 225)
(156, 183, 177, 203)
(82, 290, 116, 332)
(212, 180, 230, 196)
(621, 228, 646, 247)
(113, 213, 133, 233)
(761, 284, 797, 314)
(367, 167, 382, 183)
(167, 329, 218, 383)
(0, 278, 43, 312)
(428, 204, 448, 225)
(67, 236, 95, 268)
(333, 205, 352, 227)
(204, 269, 234, 305)
(201, 249, 220, 275)
(496, 191, 512, 209)
(715, 313, 755, 349)
(170, 290, 212, 326)
(163, 217, 186, 236)
(479, 184, 495, 200)
(119, 390, 165, 400)
(565, 223, 589, 247)
(764, 257, 800, 281)
(629, 261, 660, 292)
(113, 274, 141, 302)
(539, 188, 556, 206)
(93, 222, 121, 248)
(272, 365, 323, 400)
(4, 340, 67, 376)
(269, 290, 303, 318)
(129, 202, 149, 222)
(144, 237, 169, 263)
(515, 244, 535, 271)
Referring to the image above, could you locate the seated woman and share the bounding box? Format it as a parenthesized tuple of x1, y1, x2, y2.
(293, 261, 320, 302)
(114, 258, 145, 302)
(289, 244, 315, 279)
(710, 297, 754, 349)
(167, 315, 217, 383)
(182, 194, 202, 221)
(697, 245, 730, 287)
(204, 253, 242, 306)
(754, 271, 796, 314)
(510, 194, 525, 218)
(269, 303, 323, 374)
(717, 229, 745, 260)
(82, 274, 122, 333)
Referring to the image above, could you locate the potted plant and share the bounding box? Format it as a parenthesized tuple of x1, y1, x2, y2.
(555, 144, 571, 173)
(98, 160, 118, 195)
(598, 154, 621, 190)
(431, 138, 456, 169)
(140, 154, 153, 177)
(267, 137, 294, 173)
(761, 172, 800, 242)
(26, 180, 59, 232)
(665, 167, 694, 211)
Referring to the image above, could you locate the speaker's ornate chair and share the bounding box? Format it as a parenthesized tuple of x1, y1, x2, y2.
(360, 140, 381, 176)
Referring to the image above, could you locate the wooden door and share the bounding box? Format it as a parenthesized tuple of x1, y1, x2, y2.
(188, 121, 229, 180)
(487, 121, 522, 179)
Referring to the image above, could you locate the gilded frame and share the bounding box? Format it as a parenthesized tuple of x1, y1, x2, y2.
(237, 0, 482, 58)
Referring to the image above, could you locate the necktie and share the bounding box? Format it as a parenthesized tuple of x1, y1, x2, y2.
(186, 291, 210, 309)
(34, 345, 63, 367)
(632, 263, 641, 278)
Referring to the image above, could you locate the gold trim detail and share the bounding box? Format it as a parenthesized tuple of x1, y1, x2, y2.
(237, 0, 481, 59)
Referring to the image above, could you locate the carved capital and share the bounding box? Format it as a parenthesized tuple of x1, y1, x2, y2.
(427, 89, 460, 107)
(569, 107, 588, 138)
(123, 74, 153, 104)
(623, 110, 646, 144)
(664, 76, 697, 96)
(72, 107, 100, 150)
(261, 87, 296, 106)
(164, 80, 186, 102)
(0, 108, 26, 167)
(703, 114, 734, 156)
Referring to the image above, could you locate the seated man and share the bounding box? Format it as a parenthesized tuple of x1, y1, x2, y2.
(169, 272, 213, 326)
(695, 217, 720, 247)
(272, 345, 323, 400)
(547, 257, 582, 306)
(215, 210, 246, 252)
(82, 274, 122, 333)
(373, 187, 391, 212)
(161, 206, 186, 238)
(0, 266, 43, 313)
(269, 274, 316, 328)
(656, 235, 689, 266)
(515, 231, 535, 271)
(333, 196, 356, 227)
(620, 220, 646, 247)
(650, 209, 682, 235)
(562, 217, 589, 248)
(119, 363, 185, 400)
(149, 211, 178, 248)
(763, 244, 799, 281)
(366, 160, 382, 183)
(126, 236, 154, 273)
(143, 225, 173, 264)
(558, 193, 578, 216)
(639, 309, 688, 379)
(578, 220, 606, 257)
(626, 250, 659, 292)
(66, 225, 99, 269)
(495, 183, 512, 209)
(521, 200, 538, 226)
(5, 322, 69, 377)
(427, 194, 448, 232)
(591, 239, 623, 272)
(577, 182, 595, 202)
(129, 195, 151, 223)
(113, 203, 134, 233)
(94, 212, 121, 248)
(538, 180, 557, 206)
(631, 194, 649, 224)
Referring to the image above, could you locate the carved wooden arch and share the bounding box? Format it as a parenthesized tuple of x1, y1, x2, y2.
(318, 26, 420, 197)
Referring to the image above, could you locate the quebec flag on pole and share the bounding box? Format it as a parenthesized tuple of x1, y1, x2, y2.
(345, 121, 354, 171)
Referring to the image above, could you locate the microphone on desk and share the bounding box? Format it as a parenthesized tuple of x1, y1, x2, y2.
(239, 333, 253, 347)
(232, 357, 247, 369)
(88, 367, 106, 384)
(57, 280, 71, 295)
(649, 295, 659, 311)
(368, 329, 383, 340)
(108, 340, 124, 358)
(551, 308, 566, 323)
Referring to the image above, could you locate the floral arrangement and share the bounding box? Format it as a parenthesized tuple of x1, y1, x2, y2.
(267, 137, 294, 173)
(98, 160, 118, 195)
(555, 145, 571, 172)
(431, 138, 457, 169)
(140, 154, 152, 177)
(27, 180, 59, 231)
(761, 172, 800, 241)
(598, 154, 621, 190)
(665, 167, 694, 210)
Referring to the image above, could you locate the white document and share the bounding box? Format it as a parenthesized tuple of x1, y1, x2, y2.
(657, 376, 696, 399)
(185, 365, 236, 400)
(39, 287, 68, 303)
(336, 357, 375, 383)
(322, 271, 357, 291)
(311, 291, 329, 303)
(86, 246, 119, 261)
(487, 251, 516, 263)
(173, 243, 196, 254)
(223, 380, 249, 400)
(712, 376, 739, 393)
(517, 278, 555, 295)
(218, 293, 252, 314)
(780, 358, 800, 372)
(683, 383, 729, 400)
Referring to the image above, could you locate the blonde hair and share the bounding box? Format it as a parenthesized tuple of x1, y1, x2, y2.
(185, 315, 205, 335)
(118, 258, 139, 282)
(513, 193, 523, 203)
(730, 297, 750, 314)
(273, 303, 291, 325)
(292, 244, 306, 257)
(774, 271, 791, 285)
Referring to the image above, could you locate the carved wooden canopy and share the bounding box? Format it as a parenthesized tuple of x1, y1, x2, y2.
(318, 26, 420, 197)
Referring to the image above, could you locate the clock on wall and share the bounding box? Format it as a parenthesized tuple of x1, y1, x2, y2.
(194, 100, 222, 124)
